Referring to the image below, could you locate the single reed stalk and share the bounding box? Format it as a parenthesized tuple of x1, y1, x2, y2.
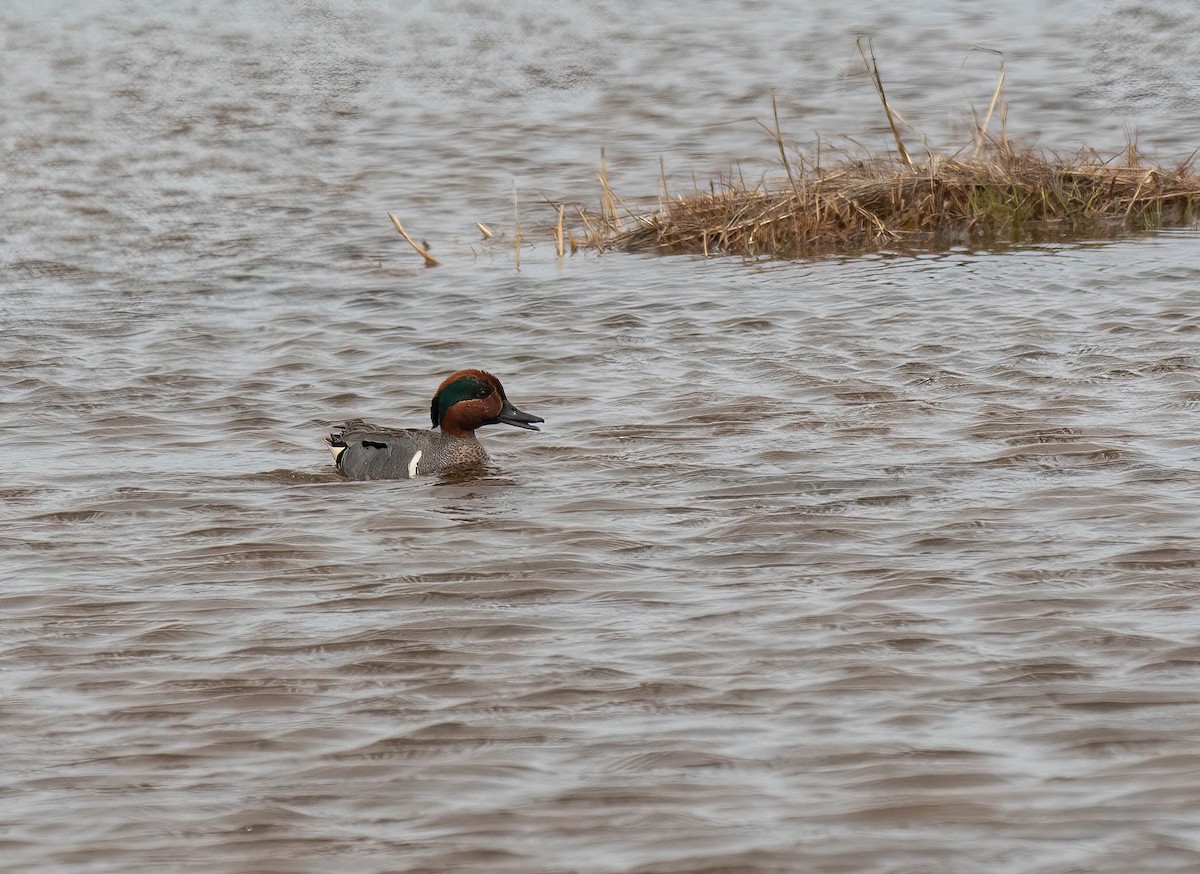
(858, 37, 911, 167)
(554, 204, 565, 258)
(979, 60, 1007, 154)
(387, 213, 440, 267)
(771, 90, 796, 188)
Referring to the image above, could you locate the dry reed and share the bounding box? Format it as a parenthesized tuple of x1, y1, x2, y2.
(387, 212, 440, 267)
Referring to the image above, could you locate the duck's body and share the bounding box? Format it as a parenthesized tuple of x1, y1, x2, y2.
(325, 419, 490, 480)
(325, 369, 542, 480)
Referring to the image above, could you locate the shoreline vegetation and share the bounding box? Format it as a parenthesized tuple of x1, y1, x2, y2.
(392, 44, 1200, 264)
(578, 144, 1200, 260)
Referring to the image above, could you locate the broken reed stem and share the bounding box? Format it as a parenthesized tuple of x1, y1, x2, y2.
(387, 212, 439, 267)
(857, 37, 912, 167)
(554, 204, 565, 258)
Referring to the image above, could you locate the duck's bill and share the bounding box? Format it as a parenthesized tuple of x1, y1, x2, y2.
(498, 399, 544, 431)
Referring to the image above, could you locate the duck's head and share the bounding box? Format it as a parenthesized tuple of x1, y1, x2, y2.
(430, 369, 544, 438)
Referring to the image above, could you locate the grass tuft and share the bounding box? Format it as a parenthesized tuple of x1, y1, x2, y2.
(572, 57, 1200, 259)
(579, 151, 1200, 259)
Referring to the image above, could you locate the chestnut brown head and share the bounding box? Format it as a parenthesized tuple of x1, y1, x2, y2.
(430, 369, 543, 438)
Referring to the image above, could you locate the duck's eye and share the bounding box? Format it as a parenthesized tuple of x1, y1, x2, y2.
(474, 384, 493, 399)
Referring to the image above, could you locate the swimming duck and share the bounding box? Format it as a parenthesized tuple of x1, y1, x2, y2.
(325, 369, 543, 480)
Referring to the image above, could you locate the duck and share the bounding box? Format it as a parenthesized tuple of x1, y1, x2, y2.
(325, 369, 543, 480)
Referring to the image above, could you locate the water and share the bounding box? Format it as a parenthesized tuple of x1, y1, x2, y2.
(4, 2, 1200, 872)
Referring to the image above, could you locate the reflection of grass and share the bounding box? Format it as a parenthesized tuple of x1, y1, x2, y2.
(575, 46, 1200, 259)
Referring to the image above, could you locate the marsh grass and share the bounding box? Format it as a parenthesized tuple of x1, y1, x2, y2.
(574, 47, 1200, 259)
(579, 152, 1200, 259)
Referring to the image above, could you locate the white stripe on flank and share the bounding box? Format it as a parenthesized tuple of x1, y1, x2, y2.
(407, 450, 423, 479)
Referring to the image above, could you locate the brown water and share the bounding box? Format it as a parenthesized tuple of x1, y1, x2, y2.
(5, 2, 1200, 872)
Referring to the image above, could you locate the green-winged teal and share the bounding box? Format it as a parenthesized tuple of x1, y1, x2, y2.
(325, 369, 543, 480)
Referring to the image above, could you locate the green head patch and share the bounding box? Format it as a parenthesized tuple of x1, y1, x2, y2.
(430, 375, 494, 427)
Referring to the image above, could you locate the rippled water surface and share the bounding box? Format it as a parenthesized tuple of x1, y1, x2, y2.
(5, 2, 1200, 872)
